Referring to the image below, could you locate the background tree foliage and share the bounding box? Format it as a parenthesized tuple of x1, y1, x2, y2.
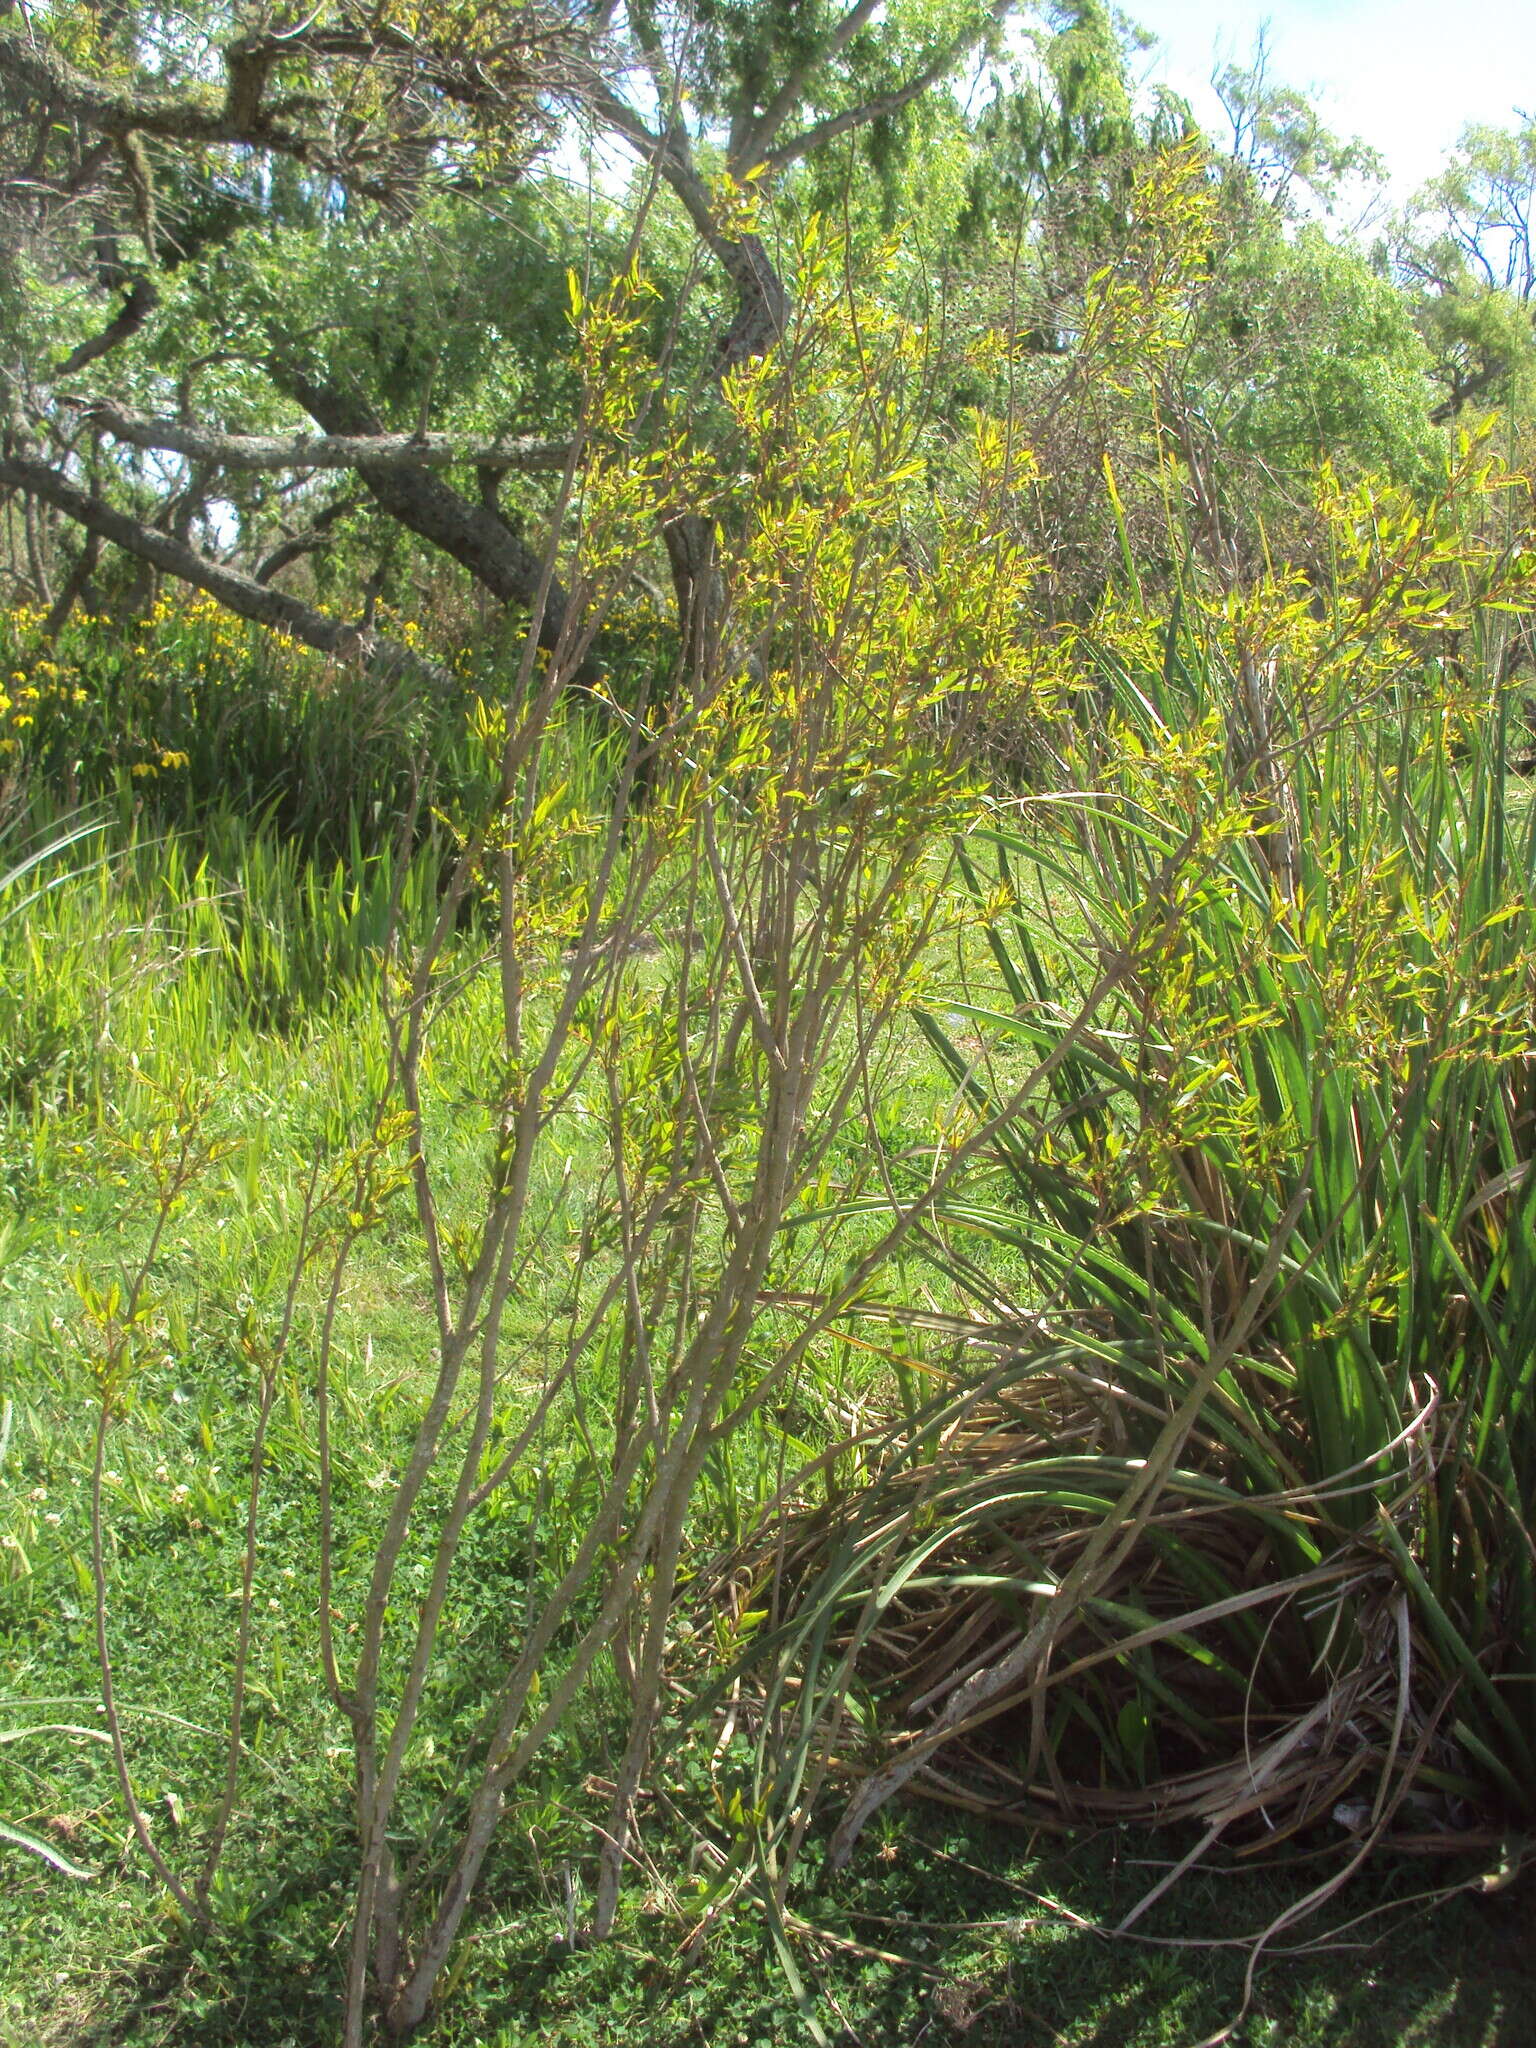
(5, 0, 1525, 680)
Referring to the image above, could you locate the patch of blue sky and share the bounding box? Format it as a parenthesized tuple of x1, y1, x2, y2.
(1124, 0, 1536, 202)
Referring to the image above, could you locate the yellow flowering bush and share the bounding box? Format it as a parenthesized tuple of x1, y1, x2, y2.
(0, 593, 484, 859)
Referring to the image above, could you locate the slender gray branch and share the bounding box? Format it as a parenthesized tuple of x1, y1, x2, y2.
(70, 399, 573, 476)
(254, 495, 359, 585)
(736, 0, 884, 166)
(0, 451, 449, 685)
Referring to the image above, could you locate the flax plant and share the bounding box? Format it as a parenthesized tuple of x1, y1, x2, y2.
(725, 479, 1536, 1904)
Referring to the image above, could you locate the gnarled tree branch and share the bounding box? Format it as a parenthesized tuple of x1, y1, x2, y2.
(255, 495, 362, 585)
(70, 399, 572, 476)
(273, 366, 580, 659)
(0, 24, 319, 160)
(52, 278, 160, 379)
(0, 450, 449, 686)
(762, 2, 1015, 178)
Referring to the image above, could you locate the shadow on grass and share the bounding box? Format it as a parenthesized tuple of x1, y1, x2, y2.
(876, 1823, 1536, 2048)
(433, 1813, 1536, 2048)
(39, 1806, 1536, 2048)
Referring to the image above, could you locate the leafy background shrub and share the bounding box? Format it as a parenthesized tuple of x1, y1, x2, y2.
(1, 595, 485, 864)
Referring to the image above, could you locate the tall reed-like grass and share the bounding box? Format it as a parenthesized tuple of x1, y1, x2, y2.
(0, 802, 447, 1112)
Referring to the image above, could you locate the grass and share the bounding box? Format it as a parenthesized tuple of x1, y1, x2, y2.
(8, 1797, 1532, 2045)
(0, 592, 489, 866)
